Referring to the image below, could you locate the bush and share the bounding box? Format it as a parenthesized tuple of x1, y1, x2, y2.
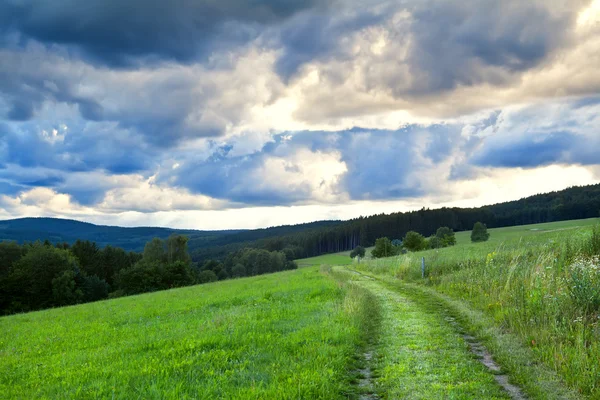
(471, 222, 490, 242)
(371, 238, 399, 258)
(428, 235, 442, 249)
(436, 227, 456, 247)
(198, 270, 218, 284)
(403, 231, 427, 252)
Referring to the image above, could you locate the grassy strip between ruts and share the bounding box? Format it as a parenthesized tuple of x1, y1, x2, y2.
(350, 269, 582, 400)
(0, 267, 374, 399)
(336, 267, 511, 400)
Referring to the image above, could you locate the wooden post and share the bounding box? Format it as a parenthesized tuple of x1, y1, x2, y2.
(421, 257, 425, 278)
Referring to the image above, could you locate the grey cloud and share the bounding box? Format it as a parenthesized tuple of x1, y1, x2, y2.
(403, 0, 578, 96)
(274, 6, 387, 80)
(1, 0, 330, 66)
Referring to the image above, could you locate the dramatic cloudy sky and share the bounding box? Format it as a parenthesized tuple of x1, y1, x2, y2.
(1, 0, 600, 229)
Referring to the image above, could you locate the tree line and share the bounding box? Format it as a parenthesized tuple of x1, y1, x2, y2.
(0, 235, 297, 315)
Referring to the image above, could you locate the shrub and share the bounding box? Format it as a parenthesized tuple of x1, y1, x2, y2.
(471, 222, 490, 242)
(198, 270, 218, 284)
(403, 231, 428, 252)
(371, 237, 399, 258)
(436, 227, 456, 246)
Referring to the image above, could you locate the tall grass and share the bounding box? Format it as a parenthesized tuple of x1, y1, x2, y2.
(356, 224, 600, 397)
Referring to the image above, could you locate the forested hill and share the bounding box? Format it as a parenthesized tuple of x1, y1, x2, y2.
(0, 217, 341, 252)
(0, 218, 227, 251)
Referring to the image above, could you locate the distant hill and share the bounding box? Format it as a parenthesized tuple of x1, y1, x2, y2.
(0, 217, 341, 253)
(0, 218, 238, 252)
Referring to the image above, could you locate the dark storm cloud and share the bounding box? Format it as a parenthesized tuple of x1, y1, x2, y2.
(401, 1, 575, 95)
(272, 0, 581, 99)
(0, 49, 105, 123)
(274, 8, 386, 80)
(0, 0, 329, 65)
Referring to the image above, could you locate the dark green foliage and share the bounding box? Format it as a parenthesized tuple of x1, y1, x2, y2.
(403, 231, 428, 252)
(52, 270, 83, 306)
(371, 237, 400, 258)
(198, 270, 218, 283)
(222, 248, 293, 277)
(143, 238, 167, 263)
(350, 245, 366, 260)
(166, 234, 191, 264)
(429, 227, 456, 249)
(0, 241, 24, 277)
(116, 236, 196, 294)
(285, 260, 298, 270)
(116, 261, 165, 294)
(231, 263, 246, 278)
(428, 235, 443, 249)
(82, 275, 110, 302)
(164, 261, 196, 288)
(435, 227, 456, 246)
(471, 222, 490, 242)
(0, 235, 194, 313)
(5, 244, 81, 311)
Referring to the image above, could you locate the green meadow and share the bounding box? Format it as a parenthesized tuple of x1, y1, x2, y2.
(296, 247, 374, 268)
(0, 268, 370, 399)
(2, 218, 599, 399)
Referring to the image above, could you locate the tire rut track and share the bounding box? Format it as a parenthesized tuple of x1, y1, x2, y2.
(343, 267, 527, 399)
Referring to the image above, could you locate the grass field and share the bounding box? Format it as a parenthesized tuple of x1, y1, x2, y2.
(3, 218, 598, 399)
(296, 247, 374, 267)
(0, 268, 370, 399)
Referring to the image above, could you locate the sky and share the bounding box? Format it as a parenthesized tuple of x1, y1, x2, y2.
(0, 0, 599, 230)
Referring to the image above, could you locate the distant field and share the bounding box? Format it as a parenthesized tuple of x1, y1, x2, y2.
(300, 218, 600, 267)
(0, 268, 364, 399)
(454, 217, 600, 245)
(296, 247, 374, 267)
